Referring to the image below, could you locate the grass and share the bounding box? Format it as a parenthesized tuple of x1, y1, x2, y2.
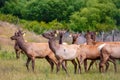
(0, 21, 120, 80)
(0, 51, 120, 80)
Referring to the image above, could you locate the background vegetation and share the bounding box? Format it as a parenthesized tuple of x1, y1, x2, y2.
(0, 0, 120, 79)
(0, 0, 120, 33)
(1, 54, 120, 80)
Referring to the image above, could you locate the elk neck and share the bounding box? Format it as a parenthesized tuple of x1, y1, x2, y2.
(16, 36, 27, 52)
(48, 38, 60, 54)
(86, 38, 94, 45)
(72, 38, 78, 44)
(59, 35, 63, 44)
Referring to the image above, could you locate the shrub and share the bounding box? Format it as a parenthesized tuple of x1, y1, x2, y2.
(0, 14, 19, 24)
(22, 20, 47, 34)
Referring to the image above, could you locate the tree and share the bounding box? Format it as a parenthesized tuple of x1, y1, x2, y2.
(0, 0, 27, 18)
(69, 0, 117, 32)
(0, 0, 10, 8)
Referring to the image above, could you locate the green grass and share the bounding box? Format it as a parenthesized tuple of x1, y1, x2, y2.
(0, 51, 120, 80)
(0, 21, 119, 80)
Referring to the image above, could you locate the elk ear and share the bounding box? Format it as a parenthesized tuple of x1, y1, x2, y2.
(55, 33, 57, 37)
(69, 34, 72, 37)
(55, 30, 59, 34)
(53, 30, 58, 37)
(15, 32, 18, 36)
(23, 32, 26, 36)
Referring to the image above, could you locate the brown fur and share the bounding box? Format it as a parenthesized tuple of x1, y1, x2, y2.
(99, 42, 120, 72)
(42, 31, 82, 74)
(84, 31, 110, 72)
(10, 30, 58, 72)
(78, 44, 102, 72)
(78, 41, 117, 72)
(56, 30, 78, 74)
(14, 41, 24, 59)
(85, 31, 96, 45)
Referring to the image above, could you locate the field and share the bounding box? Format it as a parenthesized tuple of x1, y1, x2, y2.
(0, 22, 120, 80)
(0, 51, 120, 80)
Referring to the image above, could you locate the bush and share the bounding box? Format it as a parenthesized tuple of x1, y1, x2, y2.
(22, 20, 47, 34)
(0, 14, 19, 24)
(0, 14, 69, 34)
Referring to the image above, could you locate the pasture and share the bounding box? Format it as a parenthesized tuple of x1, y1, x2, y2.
(0, 51, 120, 80)
(0, 22, 120, 80)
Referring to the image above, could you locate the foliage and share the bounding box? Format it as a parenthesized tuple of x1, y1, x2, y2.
(0, 13, 68, 34)
(0, 0, 85, 22)
(0, 14, 19, 24)
(22, 21, 42, 34)
(69, 0, 118, 32)
(0, 0, 27, 18)
(21, 19, 67, 34)
(0, 0, 120, 33)
(0, 0, 10, 8)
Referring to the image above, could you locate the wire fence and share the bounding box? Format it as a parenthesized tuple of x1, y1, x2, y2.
(61, 29, 120, 44)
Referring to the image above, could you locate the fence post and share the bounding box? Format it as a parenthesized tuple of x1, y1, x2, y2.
(101, 31, 104, 42)
(112, 30, 115, 42)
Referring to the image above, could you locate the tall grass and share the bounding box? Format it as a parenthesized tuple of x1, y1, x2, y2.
(0, 50, 120, 80)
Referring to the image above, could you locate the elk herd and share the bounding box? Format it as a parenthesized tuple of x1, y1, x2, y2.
(10, 30, 120, 74)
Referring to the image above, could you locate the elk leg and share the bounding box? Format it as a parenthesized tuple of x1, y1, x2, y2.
(56, 60, 61, 74)
(45, 56, 54, 72)
(26, 57, 31, 71)
(31, 57, 35, 72)
(77, 54, 85, 73)
(48, 54, 58, 73)
(99, 61, 103, 73)
(84, 59, 87, 72)
(62, 61, 67, 70)
(99, 54, 109, 73)
(76, 58, 81, 74)
(94, 61, 98, 69)
(108, 58, 117, 72)
(71, 59, 77, 74)
(79, 55, 86, 65)
(88, 60, 96, 71)
(105, 61, 109, 72)
(15, 50, 20, 59)
(21, 50, 24, 54)
(60, 60, 68, 74)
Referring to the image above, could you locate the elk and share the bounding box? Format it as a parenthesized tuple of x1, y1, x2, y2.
(57, 30, 79, 73)
(14, 41, 24, 59)
(56, 30, 67, 45)
(99, 42, 120, 73)
(78, 44, 106, 72)
(72, 33, 81, 44)
(84, 31, 108, 71)
(13, 33, 27, 59)
(77, 40, 116, 72)
(10, 30, 58, 72)
(71, 33, 82, 73)
(83, 31, 99, 71)
(84, 31, 117, 72)
(85, 31, 96, 45)
(42, 31, 82, 74)
(78, 41, 117, 72)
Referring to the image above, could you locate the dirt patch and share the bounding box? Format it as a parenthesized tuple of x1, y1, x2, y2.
(0, 21, 47, 51)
